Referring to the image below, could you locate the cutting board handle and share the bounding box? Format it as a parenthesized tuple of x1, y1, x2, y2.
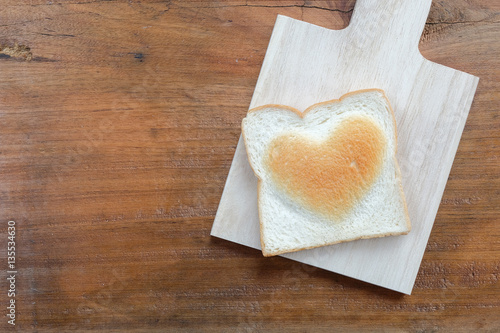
(348, 0, 433, 49)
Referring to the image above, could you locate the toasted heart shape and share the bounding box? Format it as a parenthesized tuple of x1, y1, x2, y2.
(241, 89, 411, 257)
(266, 116, 386, 219)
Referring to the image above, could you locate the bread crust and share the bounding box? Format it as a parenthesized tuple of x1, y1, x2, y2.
(242, 89, 411, 257)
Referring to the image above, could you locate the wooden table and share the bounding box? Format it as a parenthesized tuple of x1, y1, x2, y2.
(1, 1, 498, 331)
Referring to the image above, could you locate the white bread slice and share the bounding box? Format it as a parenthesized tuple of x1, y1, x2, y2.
(241, 89, 411, 257)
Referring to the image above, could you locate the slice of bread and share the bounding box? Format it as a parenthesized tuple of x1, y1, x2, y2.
(242, 89, 411, 257)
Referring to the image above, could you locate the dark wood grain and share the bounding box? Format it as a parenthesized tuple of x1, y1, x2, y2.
(0, 0, 498, 331)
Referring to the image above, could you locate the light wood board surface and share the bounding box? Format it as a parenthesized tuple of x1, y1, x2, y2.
(212, 0, 479, 294)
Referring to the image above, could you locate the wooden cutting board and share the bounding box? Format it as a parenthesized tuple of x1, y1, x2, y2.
(211, 0, 479, 294)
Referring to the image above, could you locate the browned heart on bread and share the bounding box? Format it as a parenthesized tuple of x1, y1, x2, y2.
(242, 89, 411, 257)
